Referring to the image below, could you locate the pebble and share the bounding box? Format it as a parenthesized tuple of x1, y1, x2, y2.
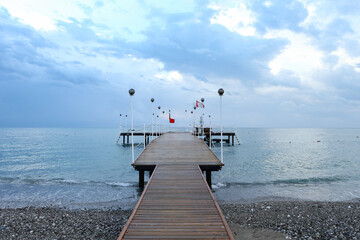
(221, 201, 360, 240)
(1, 201, 359, 240)
(0, 207, 132, 240)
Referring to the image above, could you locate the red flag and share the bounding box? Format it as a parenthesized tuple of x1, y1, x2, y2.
(169, 113, 175, 123)
(196, 100, 205, 108)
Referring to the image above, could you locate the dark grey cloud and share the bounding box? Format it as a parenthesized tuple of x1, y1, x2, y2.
(129, 5, 288, 85)
(0, 7, 104, 85)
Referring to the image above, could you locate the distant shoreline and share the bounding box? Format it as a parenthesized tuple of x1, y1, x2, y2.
(1, 200, 359, 240)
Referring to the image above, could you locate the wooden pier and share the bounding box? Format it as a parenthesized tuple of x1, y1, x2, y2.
(118, 133, 234, 239)
(117, 131, 237, 146)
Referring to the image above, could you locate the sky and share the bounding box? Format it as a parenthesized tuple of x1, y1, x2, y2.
(0, 0, 359, 128)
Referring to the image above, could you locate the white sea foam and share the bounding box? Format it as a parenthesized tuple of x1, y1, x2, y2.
(212, 182, 226, 189)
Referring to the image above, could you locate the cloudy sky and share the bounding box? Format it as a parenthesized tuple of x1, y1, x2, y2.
(0, 0, 359, 128)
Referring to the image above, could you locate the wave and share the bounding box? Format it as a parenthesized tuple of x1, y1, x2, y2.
(214, 176, 347, 189)
(1, 175, 347, 190)
(0, 176, 135, 188)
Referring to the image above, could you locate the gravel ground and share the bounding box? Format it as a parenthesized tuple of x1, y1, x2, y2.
(1, 201, 359, 239)
(0, 207, 132, 240)
(221, 201, 360, 240)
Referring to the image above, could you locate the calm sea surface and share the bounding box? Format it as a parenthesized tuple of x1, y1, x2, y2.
(0, 128, 359, 209)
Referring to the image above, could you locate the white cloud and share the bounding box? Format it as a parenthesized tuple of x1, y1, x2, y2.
(331, 47, 360, 72)
(255, 85, 297, 95)
(264, 1, 272, 7)
(0, 0, 89, 31)
(266, 30, 324, 76)
(155, 71, 183, 83)
(209, 3, 256, 36)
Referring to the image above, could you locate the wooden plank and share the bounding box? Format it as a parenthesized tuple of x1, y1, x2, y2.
(132, 133, 223, 167)
(118, 164, 234, 239)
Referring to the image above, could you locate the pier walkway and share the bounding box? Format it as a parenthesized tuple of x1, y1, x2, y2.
(118, 133, 234, 239)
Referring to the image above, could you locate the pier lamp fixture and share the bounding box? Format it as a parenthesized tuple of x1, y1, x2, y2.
(151, 98, 155, 141)
(129, 88, 135, 163)
(218, 88, 224, 163)
(119, 113, 122, 134)
(157, 106, 161, 136)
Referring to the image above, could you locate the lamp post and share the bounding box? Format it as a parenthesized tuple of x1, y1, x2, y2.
(218, 88, 224, 163)
(201, 98, 205, 127)
(185, 110, 188, 132)
(129, 88, 135, 163)
(157, 106, 161, 136)
(125, 115, 128, 130)
(191, 110, 194, 134)
(209, 115, 212, 149)
(193, 106, 196, 135)
(151, 98, 154, 141)
(119, 113, 122, 133)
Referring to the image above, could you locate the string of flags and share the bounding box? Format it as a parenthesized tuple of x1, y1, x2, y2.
(195, 100, 205, 109)
(168, 99, 204, 123)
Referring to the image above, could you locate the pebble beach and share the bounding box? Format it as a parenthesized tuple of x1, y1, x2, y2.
(1, 201, 359, 240)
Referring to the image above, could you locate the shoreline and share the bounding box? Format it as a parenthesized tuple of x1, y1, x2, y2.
(1, 200, 359, 239)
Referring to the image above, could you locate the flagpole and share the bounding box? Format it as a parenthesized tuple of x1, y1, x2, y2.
(218, 88, 224, 163)
(129, 88, 135, 164)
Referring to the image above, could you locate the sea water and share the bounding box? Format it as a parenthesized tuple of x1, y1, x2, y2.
(0, 128, 359, 209)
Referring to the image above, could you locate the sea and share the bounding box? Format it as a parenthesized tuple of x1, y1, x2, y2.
(1, 128, 360, 209)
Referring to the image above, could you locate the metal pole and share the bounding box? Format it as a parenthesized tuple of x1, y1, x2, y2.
(129, 89, 135, 163)
(143, 124, 146, 149)
(157, 106, 161, 136)
(119, 114, 122, 134)
(131, 96, 134, 163)
(220, 95, 223, 162)
(151, 98, 154, 141)
(218, 88, 224, 163)
(116, 114, 122, 144)
(185, 110, 187, 132)
(209, 115, 212, 149)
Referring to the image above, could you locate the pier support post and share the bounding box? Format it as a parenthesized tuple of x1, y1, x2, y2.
(127, 134, 130, 144)
(139, 170, 144, 188)
(232, 135, 234, 146)
(206, 171, 212, 189)
(123, 134, 125, 144)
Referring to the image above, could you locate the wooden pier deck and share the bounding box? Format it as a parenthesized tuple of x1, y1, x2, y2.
(133, 132, 223, 167)
(118, 133, 233, 239)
